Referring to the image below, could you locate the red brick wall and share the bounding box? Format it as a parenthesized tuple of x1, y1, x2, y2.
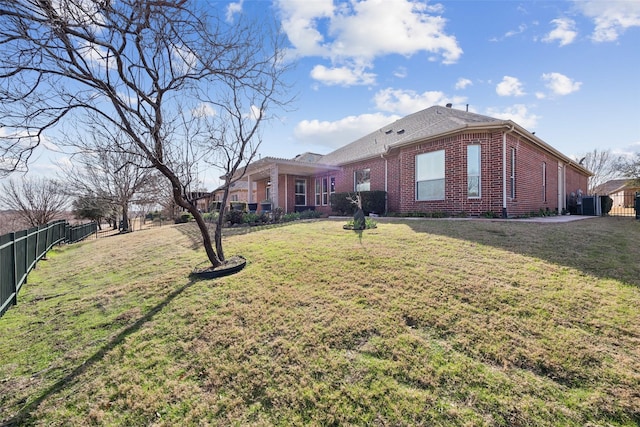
(325, 130, 588, 217)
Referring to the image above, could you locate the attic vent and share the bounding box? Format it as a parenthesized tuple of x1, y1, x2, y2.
(385, 129, 393, 134)
(397, 129, 405, 134)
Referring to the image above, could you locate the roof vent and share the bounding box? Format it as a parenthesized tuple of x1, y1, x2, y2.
(397, 129, 405, 134)
(385, 129, 393, 134)
(446, 103, 452, 108)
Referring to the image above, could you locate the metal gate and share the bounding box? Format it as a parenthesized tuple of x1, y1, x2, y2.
(607, 191, 638, 218)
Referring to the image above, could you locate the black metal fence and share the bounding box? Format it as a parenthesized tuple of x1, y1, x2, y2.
(0, 220, 97, 317)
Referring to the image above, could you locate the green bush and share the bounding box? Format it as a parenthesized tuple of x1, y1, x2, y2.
(299, 209, 322, 219)
(203, 212, 219, 222)
(330, 191, 386, 215)
(229, 201, 247, 212)
(282, 212, 300, 222)
(243, 213, 261, 224)
(225, 210, 244, 225)
(344, 217, 377, 229)
(601, 195, 613, 215)
(175, 212, 193, 223)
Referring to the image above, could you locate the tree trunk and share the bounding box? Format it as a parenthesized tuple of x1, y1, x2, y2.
(156, 162, 222, 268)
(121, 204, 129, 232)
(214, 182, 232, 263)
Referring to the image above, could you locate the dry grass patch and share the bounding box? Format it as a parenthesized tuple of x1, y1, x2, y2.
(1, 218, 639, 426)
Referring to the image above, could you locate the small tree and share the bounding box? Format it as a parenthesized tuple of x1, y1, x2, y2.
(72, 194, 112, 229)
(0, 178, 68, 228)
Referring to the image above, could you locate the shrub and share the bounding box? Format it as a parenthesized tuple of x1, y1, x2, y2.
(225, 210, 244, 225)
(203, 212, 218, 222)
(282, 212, 300, 222)
(299, 209, 322, 219)
(175, 212, 193, 223)
(330, 190, 386, 215)
(601, 195, 613, 215)
(242, 213, 261, 224)
(272, 207, 284, 222)
(344, 217, 377, 230)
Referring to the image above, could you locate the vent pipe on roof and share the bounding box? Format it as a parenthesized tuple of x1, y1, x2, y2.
(466, 104, 469, 112)
(446, 103, 452, 108)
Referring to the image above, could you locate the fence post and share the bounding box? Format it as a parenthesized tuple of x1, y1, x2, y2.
(10, 232, 18, 307)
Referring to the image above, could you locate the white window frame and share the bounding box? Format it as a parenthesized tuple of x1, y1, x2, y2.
(467, 145, 481, 198)
(354, 169, 370, 192)
(416, 150, 445, 201)
(295, 178, 306, 206)
(315, 178, 321, 206)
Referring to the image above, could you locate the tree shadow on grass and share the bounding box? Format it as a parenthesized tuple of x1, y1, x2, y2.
(2, 277, 202, 427)
(173, 221, 311, 251)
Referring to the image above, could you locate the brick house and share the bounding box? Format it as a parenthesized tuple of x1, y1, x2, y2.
(241, 105, 591, 217)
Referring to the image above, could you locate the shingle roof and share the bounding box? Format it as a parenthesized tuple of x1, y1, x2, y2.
(593, 179, 639, 195)
(318, 105, 503, 165)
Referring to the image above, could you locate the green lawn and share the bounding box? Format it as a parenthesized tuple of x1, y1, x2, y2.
(1, 217, 639, 426)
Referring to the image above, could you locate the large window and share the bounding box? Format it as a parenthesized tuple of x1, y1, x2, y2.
(510, 148, 516, 199)
(295, 179, 306, 205)
(467, 145, 481, 198)
(354, 169, 370, 192)
(416, 150, 445, 200)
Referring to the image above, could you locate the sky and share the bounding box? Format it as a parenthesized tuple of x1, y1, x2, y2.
(6, 0, 640, 190)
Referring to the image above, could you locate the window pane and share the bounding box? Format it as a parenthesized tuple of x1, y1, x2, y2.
(467, 145, 480, 175)
(417, 179, 445, 200)
(355, 169, 370, 191)
(416, 150, 445, 181)
(468, 176, 480, 197)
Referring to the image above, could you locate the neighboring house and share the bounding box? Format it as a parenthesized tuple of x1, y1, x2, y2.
(593, 179, 640, 207)
(211, 180, 257, 209)
(241, 105, 591, 217)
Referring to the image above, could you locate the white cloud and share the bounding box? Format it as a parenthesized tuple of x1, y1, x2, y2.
(226, 0, 244, 22)
(393, 66, 408, 79)
(455, 78, 472, 90)
(490, 23, 527, 42)
(294, 112, 401, 148)
(192, 103, 217, 118)
(496, 76, 526, 97)
(276, 0, 462, 85)
(485, 104, 540, 130)
(575, 0, 640, 42)
(373, 88, 466, 115)
(541, 72, 582, 96)
(542, 18, 577, 46)
(310, 64, 376, 86)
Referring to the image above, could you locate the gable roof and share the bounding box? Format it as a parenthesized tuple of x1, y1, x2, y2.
(593, 179, 640, 195)
(318, 105, 503, 165)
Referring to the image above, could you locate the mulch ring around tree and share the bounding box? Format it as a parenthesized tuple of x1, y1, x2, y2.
(191, 255, 247, 279)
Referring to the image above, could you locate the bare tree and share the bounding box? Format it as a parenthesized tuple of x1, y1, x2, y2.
(63, 143, 158, 233)
(616, 152, 640, 185)
(0, 178, 68, 227)
(0, 1, 290, 268)
(580, 149, 620, 194)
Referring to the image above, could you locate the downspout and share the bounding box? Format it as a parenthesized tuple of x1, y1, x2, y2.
(381, 152, 388, 214)
(502, 125, 515, 218)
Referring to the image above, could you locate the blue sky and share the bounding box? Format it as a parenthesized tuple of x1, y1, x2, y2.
(8, 0, 640, 190)
(255, 0, 640, 164)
